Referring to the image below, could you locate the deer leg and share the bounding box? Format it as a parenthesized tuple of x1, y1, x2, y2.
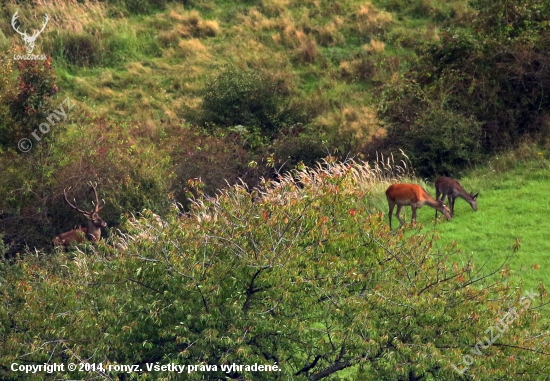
(450, 197, 456, 217)
(435, 193, 444, 218)
(396, 205, 405, 227)
(388, 201, 395, 230)
(411, 205, 418, 225)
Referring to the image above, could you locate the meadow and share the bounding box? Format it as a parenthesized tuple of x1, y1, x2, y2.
(364, 146, 550, 294)
(436, 152, 550, 292)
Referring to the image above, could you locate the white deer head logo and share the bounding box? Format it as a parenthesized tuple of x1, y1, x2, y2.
(11, 11, 49, 54)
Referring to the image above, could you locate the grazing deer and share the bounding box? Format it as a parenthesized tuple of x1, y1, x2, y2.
(53, 182, 107, 248)
(434, 177, 478, 218)
(386, 183, 451, 230)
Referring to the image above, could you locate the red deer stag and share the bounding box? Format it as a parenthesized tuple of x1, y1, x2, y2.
(53, 182, 107, 247)
(434, 177, 478, 218)
(386, 183, 451, 230)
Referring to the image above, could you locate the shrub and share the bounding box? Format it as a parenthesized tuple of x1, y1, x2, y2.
(199, 67, 290, 136)
(0, 54, 58, 148)
(385, 107, 483, 177)
(50, 120, 174, 219)
(2, 161, 549, 380)
(471, 0, 550, 38)
(269, 124, 329, 170)
(60, 33, 101, 67)
(378, 1, 550, 176)
(0, 117, 174, 257)
(169, 125, 255, 205)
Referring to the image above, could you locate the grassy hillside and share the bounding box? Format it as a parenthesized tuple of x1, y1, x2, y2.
(0, 0, 484, 254)
(1, 1, 550, 377)
(0, 0, 548, 244)
(0, 0, 481, 141)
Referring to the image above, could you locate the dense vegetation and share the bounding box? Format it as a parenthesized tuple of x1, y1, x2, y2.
(1, 0, 550, 379)
(2, 161, 550, 380)
(379, 0, 550, 176)
(1, 0, 549, 252)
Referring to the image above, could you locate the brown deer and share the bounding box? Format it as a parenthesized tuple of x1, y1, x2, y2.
(386, 183, 451, 230)
(434, 177, 478, 218)
(53, 182, 107, 247)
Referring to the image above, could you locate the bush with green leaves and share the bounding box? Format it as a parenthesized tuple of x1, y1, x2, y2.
(199, 67, 292, 136)
(268, 124, 332, 170)
(0, 117, 174, 258)
(378, 0, 550, 176)
(1, 161, 549, 380)
(383, 104, 483, 177)
(0, 55, 58, 148)
(471, 0, 550, 38)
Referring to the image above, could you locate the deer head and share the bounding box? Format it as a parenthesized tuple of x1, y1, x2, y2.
(469, 192, 479, 211)
(11, 11, 49, 54)
(436, 200, 452, 220)
(54, 182, 107, 247)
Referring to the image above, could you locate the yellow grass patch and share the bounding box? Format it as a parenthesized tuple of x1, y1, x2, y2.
(178, 38, 208, 56)
(168, 7, 219, 36)
(157, 5, 219, 47)
(364, 39, 385, 53)
(315, 106, 381, 149)
(163, 38, 211, 61)
(316, 18, 345, 46)
(260, 0, 290, 16)
(340, 58, 376, 81)
(240, 8, 273, 31)
(126, 62, 153, 77)
(354, 1, 393, 35)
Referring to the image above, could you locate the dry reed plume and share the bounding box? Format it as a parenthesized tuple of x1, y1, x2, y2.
(188, 152, 414, 218)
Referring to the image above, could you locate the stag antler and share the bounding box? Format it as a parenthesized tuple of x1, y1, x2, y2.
(63, 182, 105, 215)
(63, 187, 91, 216)
(88, 181, 105, 213)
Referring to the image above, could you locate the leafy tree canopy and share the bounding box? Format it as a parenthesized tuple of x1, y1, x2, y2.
(1, 161, 549, 380)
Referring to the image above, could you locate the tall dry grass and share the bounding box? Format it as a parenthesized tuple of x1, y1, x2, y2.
(183, 153, 416, 225)
(3, 0, 106, 32)
(353, 1, 393, 36)
(157, 6, 219, 48)
(111, 152, 418, 258)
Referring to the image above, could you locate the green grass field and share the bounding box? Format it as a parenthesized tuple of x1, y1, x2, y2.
(369, 148, 550, 292)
